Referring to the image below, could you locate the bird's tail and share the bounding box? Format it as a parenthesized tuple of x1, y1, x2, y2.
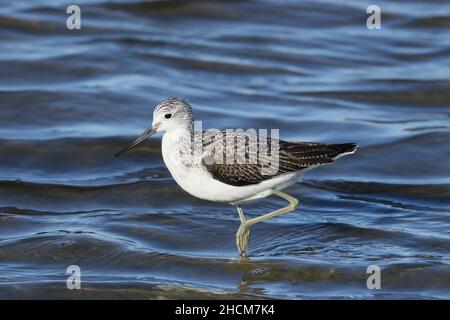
(327, 143, 358, 159)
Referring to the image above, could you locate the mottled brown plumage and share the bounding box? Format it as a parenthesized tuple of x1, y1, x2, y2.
(200, 130, 357, 186)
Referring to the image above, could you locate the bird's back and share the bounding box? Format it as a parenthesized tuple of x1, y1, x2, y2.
(201, 130, 357, 186)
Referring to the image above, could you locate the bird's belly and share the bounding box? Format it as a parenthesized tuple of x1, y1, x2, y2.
(162, 159, 240, 202)
(164, 156, 299, 203)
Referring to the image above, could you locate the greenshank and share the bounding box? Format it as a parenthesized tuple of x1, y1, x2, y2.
(115, 98, 357, 256)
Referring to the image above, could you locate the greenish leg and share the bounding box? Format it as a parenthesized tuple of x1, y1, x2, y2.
(235, 205, 250, 257)
(235, 190, 299, 256)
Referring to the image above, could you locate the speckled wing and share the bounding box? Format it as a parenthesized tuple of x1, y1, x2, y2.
(200, 130, 357, 187)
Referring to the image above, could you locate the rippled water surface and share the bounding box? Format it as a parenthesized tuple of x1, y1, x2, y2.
(0, 0, 449, 299)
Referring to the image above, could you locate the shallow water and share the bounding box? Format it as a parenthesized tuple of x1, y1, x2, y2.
(0, 0, 449, 299)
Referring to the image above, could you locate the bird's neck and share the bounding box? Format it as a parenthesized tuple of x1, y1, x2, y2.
(163, 123, 194, 148)
(171, 118, 194, 136)
(176, 120, 194, 138)
(162, 124, 197, 169)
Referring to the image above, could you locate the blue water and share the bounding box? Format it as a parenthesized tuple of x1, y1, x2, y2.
(0, 0, 449, 299)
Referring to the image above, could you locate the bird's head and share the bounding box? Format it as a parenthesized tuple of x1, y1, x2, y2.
(152, 97, 193, 133)
(115, 97, 193, 157)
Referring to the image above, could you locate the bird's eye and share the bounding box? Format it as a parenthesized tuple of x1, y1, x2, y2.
(165, 113, 172, 119)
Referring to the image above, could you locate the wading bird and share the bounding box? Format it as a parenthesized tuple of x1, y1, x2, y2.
(116, 98, 357, 256)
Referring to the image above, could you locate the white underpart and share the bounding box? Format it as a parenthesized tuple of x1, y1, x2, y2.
(161, 127, 302, 204)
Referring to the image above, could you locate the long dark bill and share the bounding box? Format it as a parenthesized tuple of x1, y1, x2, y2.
(115, 125, 158, 157)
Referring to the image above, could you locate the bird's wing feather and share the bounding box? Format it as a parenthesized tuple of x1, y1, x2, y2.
(200, 130, 356, 186)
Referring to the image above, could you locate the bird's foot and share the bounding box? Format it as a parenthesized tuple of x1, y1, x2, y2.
(236, 222, 250, 257)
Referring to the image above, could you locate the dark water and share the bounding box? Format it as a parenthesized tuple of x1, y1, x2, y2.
(1, 0, 450, 299)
